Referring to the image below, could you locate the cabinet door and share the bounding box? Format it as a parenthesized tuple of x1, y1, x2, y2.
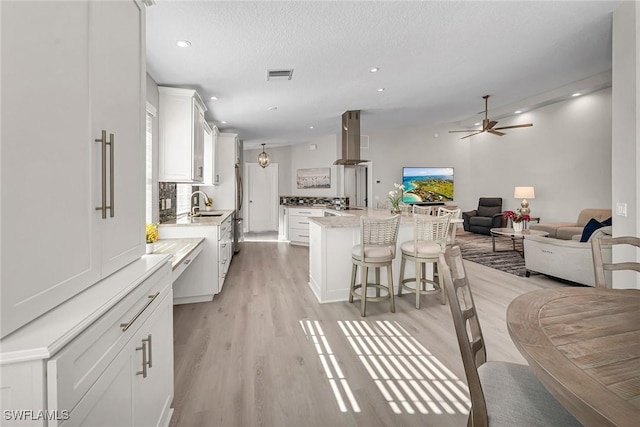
(133, 291, 174, 427)
(62, 342, 135, 427)
(92, 0, 145, 276)
(192, 100, 205, 182)
(0, 1, 101, 338)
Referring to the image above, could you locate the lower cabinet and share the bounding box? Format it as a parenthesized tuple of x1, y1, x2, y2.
(218, 214, 233, 290)
(287, 208, 324, 246)
(63, 290, 173, 427)
(0, 257, 173, 427)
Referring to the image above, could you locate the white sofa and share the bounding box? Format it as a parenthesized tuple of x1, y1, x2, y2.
(524, 227, 612, 286)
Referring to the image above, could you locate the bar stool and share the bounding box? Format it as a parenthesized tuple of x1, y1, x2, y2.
(412, 205, 437, 215)
(349, 215, 401, 317)
(398, 213, 451, 308)
(437, 206, 462, 244)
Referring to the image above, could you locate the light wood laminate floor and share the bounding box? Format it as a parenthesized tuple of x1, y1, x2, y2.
(170, 241, 576, 427)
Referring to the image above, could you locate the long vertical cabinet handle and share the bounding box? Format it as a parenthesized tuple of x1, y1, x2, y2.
(95, 130, 107, 219)
(145, 334, 152, 368)
(107, 132, 114, 217)
(136, 340, 148, 378)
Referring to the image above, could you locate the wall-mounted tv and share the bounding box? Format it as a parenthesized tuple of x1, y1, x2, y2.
(402, 167, 454, 203)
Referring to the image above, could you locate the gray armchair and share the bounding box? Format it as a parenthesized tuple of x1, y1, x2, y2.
(462, 197, 504, 235)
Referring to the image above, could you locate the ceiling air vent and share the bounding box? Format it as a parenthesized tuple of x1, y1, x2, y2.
(267, 69, 294, 81)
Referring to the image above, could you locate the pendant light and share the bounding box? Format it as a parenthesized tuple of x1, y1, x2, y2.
(257, 143, 270, 168)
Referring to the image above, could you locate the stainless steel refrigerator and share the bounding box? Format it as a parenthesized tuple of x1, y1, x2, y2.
(234, 144, 244, 253)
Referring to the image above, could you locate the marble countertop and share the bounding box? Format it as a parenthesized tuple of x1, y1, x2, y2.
(309, 208, 464, 229)
(152, 237, 204, 270)
(159, 210, 234, 227)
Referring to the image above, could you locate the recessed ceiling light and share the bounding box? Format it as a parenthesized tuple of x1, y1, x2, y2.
(474, 122, 481, 126)
(210, 96, 218, 101)
(377, 88, 385, 92)
(221, 121, 227, 124)
(572, 92, 582, 97)
(370, 67, 380, 73)
(514, 110, 522, 114)
(176, 40, 191, 48)
(309, 126, 314, 129)
(267, 106, 278, 111)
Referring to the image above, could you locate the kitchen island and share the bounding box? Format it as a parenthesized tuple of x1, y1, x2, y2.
(159, 210, 234, 304)
(309, 208, 423, 304)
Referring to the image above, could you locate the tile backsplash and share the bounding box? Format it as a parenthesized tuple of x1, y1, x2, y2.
(159, 182, 177, 223)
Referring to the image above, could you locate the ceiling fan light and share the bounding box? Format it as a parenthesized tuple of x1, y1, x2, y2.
(258, 143, 270, 168)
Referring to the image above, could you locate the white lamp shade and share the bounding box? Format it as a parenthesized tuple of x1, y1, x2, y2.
(514, 186, 535, 199)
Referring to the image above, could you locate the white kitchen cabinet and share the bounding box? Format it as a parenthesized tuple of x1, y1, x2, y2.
(158, 87, 207, 182)
(203, 122, 220, 185)
(159, 211, 235, 304)
(287, 207, 324, 246)
(0, 0, 146, 338)
(218, 214, 233, 290)
(0, 256, 173, 427)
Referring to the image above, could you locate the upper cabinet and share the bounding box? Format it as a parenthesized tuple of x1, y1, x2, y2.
(158, 87, 207, 182)
(0, 0, 145, 338)
(203, 122, 220, 185)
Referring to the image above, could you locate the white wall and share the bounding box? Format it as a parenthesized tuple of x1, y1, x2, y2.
(244, 145, 293, 196)
(247, 89, 613, 223)
(612, 0, 639, 289)
(363, 88, 612, 222)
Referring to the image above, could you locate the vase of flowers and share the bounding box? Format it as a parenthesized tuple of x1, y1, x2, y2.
(388, 183, 405, 214)
(146, 223, 159, 254)
(503, 209, 530, 233)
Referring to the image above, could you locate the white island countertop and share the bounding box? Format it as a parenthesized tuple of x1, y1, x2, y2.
(311, 207, 417, 228)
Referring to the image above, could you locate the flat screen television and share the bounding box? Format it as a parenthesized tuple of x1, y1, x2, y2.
(402, 167, 454, 203)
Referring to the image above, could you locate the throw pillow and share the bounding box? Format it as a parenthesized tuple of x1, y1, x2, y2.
(477, 206, 500, 217)
(580, 218, 607, 242)
(602, 216, 612, 226)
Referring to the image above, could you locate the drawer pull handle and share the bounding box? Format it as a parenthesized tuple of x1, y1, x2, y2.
(120, 292, 160, 332)
(300, 234, 309, 238)
(183, 259, 191, 265)
(136, 340, 148, 378)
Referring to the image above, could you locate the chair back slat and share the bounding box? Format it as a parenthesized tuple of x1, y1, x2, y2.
(414, 213, 451, 252)
(591, 236, 640, 288)
(360, 215, 401, 259)
(440, 245, 488, 427)
(412, 205, 437, 216)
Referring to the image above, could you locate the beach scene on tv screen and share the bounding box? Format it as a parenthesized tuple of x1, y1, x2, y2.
(402, 167, 454, 202)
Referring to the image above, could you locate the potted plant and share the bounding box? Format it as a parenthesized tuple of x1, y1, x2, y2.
(146, 223, 159, 253)
(388, 183, 405, 214)
(503, 209, 530, 233)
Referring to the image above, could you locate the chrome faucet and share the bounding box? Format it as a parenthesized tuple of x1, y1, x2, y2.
(189, 191, 211, 216)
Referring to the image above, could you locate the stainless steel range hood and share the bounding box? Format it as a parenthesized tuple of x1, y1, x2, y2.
(334, 110, 368, 165)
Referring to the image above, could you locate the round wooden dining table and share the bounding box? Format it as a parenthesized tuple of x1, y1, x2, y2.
(507, 287, 640, 427)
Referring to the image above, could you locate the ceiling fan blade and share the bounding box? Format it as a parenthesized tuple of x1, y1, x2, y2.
(486, 120, 498, 130)
(448, 129, 480, 133)
(460, 131, 484, 140)
(488, 129, 506, 136)
(493, 123, 533, 130)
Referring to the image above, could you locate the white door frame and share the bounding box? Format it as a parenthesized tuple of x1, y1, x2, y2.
(244, 162, 279, 232)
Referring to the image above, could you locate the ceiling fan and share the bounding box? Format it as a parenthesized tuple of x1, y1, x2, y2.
(449, 95, 533, 139)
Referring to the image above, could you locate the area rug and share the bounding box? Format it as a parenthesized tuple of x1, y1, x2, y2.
(454, 231, 526, 277)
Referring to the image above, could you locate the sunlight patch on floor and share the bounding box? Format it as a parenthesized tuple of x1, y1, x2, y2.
(338, 320, 471, 415)
(299, 320, 361, 413)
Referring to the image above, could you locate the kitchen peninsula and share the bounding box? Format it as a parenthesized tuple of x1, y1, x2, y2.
(309, 209, 424, 304)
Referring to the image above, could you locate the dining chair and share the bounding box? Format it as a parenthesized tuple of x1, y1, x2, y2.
(440, 245, 583, 427)
(591, 236, 640, 288)
(398, 213, 451, 308)
(349, 214, 401, 317)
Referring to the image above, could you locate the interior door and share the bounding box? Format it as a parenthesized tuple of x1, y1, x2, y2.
(246, 163, 279, 232)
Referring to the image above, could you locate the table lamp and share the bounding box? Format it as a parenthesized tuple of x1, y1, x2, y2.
(514, 186, 535, 216)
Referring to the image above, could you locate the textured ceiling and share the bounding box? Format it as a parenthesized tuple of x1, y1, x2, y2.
(146, 0, 619, 149)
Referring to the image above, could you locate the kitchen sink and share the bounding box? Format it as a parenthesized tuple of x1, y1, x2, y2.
(192, 212, 224, 217)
